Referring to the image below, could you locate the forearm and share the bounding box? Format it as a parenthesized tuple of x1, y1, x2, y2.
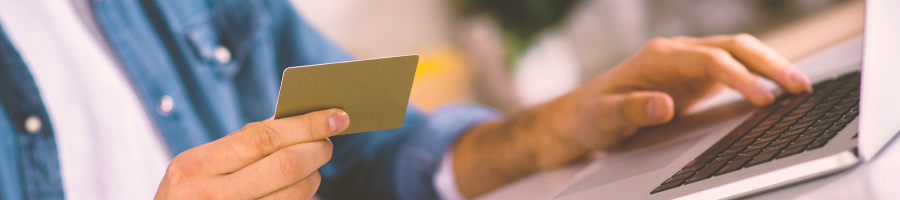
(452, 92, 590, 198)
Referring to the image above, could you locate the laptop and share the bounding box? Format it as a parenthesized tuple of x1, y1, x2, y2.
(549, 1, 900, 199)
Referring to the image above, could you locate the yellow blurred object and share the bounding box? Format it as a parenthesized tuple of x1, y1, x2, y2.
(409, 47, 474, 112)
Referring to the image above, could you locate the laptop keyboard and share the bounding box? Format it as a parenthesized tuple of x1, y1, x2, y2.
(650, 71, 861, 194)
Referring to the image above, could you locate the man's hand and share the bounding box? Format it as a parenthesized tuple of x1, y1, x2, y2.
(452, 34, 812, 198)
(558, 34, 812, 151)
(155, 109, 349, 200)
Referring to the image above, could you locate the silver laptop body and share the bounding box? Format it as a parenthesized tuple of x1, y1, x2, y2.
(550, 0, 900, 199)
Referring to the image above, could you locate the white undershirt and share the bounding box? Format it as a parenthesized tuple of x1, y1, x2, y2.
(435, 151, 467, 200)
(0, 0, 170, 199)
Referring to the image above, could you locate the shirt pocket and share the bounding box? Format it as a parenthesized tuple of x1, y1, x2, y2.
(182, 0, 270, 79)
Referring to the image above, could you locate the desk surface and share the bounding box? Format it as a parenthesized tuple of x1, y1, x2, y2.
(477, 1, 876, 199)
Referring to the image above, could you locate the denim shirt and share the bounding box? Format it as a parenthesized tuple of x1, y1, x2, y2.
(0, 0, 499, 199)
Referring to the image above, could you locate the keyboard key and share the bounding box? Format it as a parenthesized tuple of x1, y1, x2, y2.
(746, 150, 779, 167)
(684, 161, 728, 184)
(755, 118, 781, 129)
(807, 138, 830, 150)
(797, 96, 819, 105)
(794, 102, 816, 111)
(772, 135, 798, 145)
(721, 146, 744, 156)
(796, 114, 821, 125)
(715, 157, 752, 176)
(666, 172, 694, 183)
(834, 100, 857, 109)
(762, 129, 785, 138)
(711, 154, 736, 163)
(796, 131, 823, 143)
(823, 93, 845, 101)
(805, 123, 833, 135)
(675, 165, 703, 176)
(740, 131, 764, 141)
(651, 181, 684, 194)
(791, 119, 816, 129)
(836, 115, 857, 125)
(788, 138, 815, 149)
(765, 126, 791, 135)
(737, 149, 762, 158)
(746, 141, 770, 152)
(783, 127, 807, 137)
(845, 105, 859, 116)
(833, 86, 855, 95)
(755, 134, 779, 144)
(846, 90, 860, 98)
(732, 138, 755, 148)
(805, 109, 828, 118)
(684, 154, 716, 168)
(816, 114, 843, 124)
(821, 110, 846, 119)
(798, 114, 822, 124)
(777, 146, 807, 159)
(762, 142, 789, 153)
(772, 119, 798, 129)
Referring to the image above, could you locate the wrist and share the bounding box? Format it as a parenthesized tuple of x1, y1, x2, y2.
(527, 92, 593, 170)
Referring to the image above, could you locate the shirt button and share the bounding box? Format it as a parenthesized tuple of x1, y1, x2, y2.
(24, 116, 41, 134)
(214, 45, 232, 64)
(157, 95, 175, 117)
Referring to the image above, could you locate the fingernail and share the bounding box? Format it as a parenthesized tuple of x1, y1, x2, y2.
(788, 68, 812, 92)
(756, 83, 775, 105)
(646, 98, 663, 120)
(329, 111, 349, 133)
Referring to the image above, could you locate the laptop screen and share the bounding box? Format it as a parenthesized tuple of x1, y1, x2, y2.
(858, 0, 900, 161)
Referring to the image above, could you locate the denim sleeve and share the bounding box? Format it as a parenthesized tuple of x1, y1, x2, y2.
(318, 105, 501, 200)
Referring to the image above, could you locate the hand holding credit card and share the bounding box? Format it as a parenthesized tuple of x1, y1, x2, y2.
(274, 55, 418, 135)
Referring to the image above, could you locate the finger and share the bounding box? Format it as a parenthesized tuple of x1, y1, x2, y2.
(591, 91, 674, 148)
(257, 171, 322, 200)
(676, 34, 812, 93)
(609, 91, 674, 126)
(192, 109, 348, 174)
(687, 44, 776, 106)
(238, 121, 263, 132)
(219, 139, 333, 199)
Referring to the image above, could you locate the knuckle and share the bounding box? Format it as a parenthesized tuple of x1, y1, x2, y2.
(730, 33, 758, 46)
(701, 48, 731, 63)
(300, 114, 329, 138)
(163, 156, 202, 186)
(276, 153, 302, 178)
(698, 48, 734, 75)
(645, 37, 669, 49)
(293, 171, 322, 198)
(669, 36, 690, 42)
(252, 123, 284, 156)
(290, 182, 313, 198)
(237, 121, 261, 132)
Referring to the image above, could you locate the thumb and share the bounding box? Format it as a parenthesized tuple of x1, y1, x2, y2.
(597, 91, 674, 128)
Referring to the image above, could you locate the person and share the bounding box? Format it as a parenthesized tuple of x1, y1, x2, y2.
(0, 0, 811, 200)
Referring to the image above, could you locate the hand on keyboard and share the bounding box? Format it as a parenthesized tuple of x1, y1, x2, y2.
(450, 34, 814, 198)
(555, 34, 813, 150)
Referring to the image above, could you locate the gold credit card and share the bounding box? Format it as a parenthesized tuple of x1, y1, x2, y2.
(274, 55, 418, 135)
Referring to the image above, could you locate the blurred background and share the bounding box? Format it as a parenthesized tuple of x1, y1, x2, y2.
(290, 0, 862, 114)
